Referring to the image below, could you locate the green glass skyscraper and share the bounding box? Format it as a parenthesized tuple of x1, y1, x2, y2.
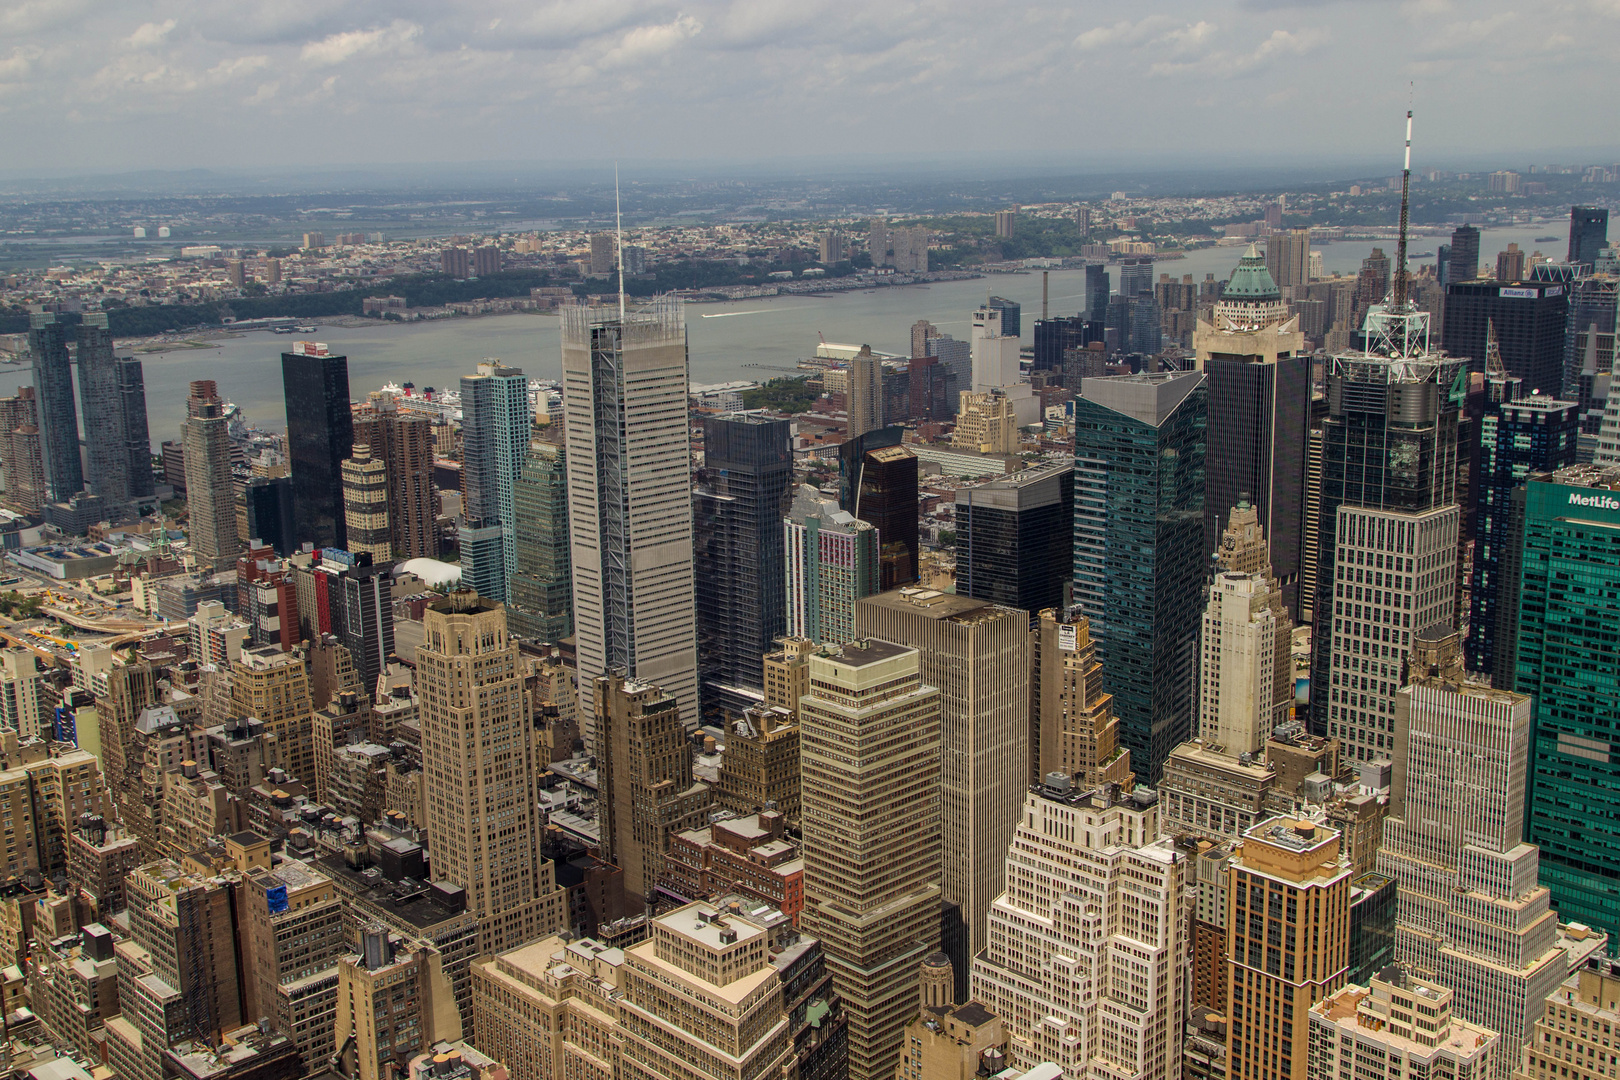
(507, 433, 573, 642)
(1506, 466, 1620, 938)
(1072, 370, 1207, 779)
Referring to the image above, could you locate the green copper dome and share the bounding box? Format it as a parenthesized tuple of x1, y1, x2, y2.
(1223, 242, 1282, 301)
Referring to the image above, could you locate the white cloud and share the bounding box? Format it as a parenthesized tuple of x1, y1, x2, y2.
(126, 20, 177, 48)
(597, 13, 703, 68)
(1075, 16, 1172, 50)
(300, 20, 421, 66)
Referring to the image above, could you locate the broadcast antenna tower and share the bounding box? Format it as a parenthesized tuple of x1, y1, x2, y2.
(1393, 101, 1413, 310)
(1362, 99, 1431, 360)
(615, 162, 627, 321)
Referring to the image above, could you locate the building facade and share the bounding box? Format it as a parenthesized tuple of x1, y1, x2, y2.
(953, 462, 1073, 618)
(459, 361, 531, 602)
(783, 485, 879, 646)
(507, 435, 573, 642)
(282, 343, 354, 550)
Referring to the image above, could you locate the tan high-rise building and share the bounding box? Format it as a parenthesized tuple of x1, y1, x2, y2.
(854, 589, 1028, 979)
(229, 645, 314, 784)
(1031, 609, 1134, 790)
(470, 933, 626, 1080)
(239, 861, 347, 1068)
(846, 344, 883, 440)
(588, 232, 614, 276)
(1227, 817, 1353, 1080)
(1310, 968, 1498, 1080)
(897, 1002, 1008, 1080)
(1266, 227, 1312, 289)
(762, 636, 813, 715)
(0, 387, 45, 513)
(799, 639, 941, 1080)
(182, 380, 241, 571)
(340, 443, 391, 562)
(951, 389, 1018, 454)
(355, 391, 437, 559)
(1514, 962, 1620, 1080)
(714, 704, 800, 823)
(335, 926, 462, 1080)
(1199, 568, 1290, 757)
(417, 592, 566, 953)
(595, 673, 712, 903)
(972, 779, 1187, 1078)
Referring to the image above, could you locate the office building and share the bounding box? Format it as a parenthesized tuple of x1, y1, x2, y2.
(855, 589, 1028, 992)
(1451, 225, 1482, 284)
(76, 314, 153, 506)
(1195, 246, 1311, 613)
(897, 1001, 1007, 1080)
(332, 559, 393, 698)
(1199, 567, 1292, 757)
(282, 343, 354, 552)
(588, 232, 614, 275)
(594, 672, 712, 903)
(1497, 244, 1527, 284)
(1568, 207, 1609, 268)
(1499, 467, 1620, 939)
(1466, 360, 1578, 675)
(340, 443, 391, 562)
(242, 477, 296, 558)
(1031, 314, 1104, 373)
(953, 461, 1073, 616)
(926, 332, 973, 396)
(972, 778, 1186, 1079)
(694, 413, 793, 715)
(334, 926, 462, 1080)
(1308, 970, 1499, 1080)
(1266, 227, 1311, 289)
(1085, 263, 1111, 321)
(0, 648, 48, 740)
(951, 387, 1018, 454)
(1030, 609, 1135, 790)
(908, 354, 957, 423)
(783, 485, 880, 646)
(1443, 279, 1568, 395)
(0, 387, 45, 513)
(1225, 818, 1353, 1080)
(506, 436, 573, 642)
(1565, 271, 1616, 422)
(1311, 301, 1466, 758)
(415, 592, 567, 953)
(850, 438, 920, 590)
(971, 302, 1021, 392)
(846, 344, 883, 439)
(230, 644, 315, 782)
(1514, 961, 1620, 1080)
(799, 640, 941, 1080)
(1376, 627, 1566, 1075)
(27, 312, 83, 503)
(182, 380, 242, 571)
(353, 393, 438, 559)
(1072, 371, 1207, 778)
(562, 298, 697, 739)
(459, 361, 530, 602)
(994, 210, 1016, 238)
(818, 229, 845, 264)
(239, 861, 347, 1068)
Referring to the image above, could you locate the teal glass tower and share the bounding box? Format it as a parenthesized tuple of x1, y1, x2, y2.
(1508, 466, 1620, 938)
(1072, 370, 1206, 779)
(507, 435, 573, 642)
(459, 361, 531, 602)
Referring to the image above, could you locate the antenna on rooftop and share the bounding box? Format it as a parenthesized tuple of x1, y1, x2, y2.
(615, 162, 626, 322)
(1394, 93, 1413, 310)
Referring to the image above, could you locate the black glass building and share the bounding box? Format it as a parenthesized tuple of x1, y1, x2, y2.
(242, 476, 296, 557)
(694, 413, 794, 718)
(1569, 206, 1610, 268)
(1072, 371, 1207, 780)
(333, 557, 394, 698)
(987, 296, 1021, 339)
(855, 443, 919, 591)
(281, 345, 354, 550)
(75, 314, 154, 507)
(1449, 225, 1481, 284)
(954, 461, 1073, 618)
(1084, 264, 1111, 321)
(1032, 316, 1105, 373)
(1442, 280, 1568, 396)
(28, 313, 83, 504)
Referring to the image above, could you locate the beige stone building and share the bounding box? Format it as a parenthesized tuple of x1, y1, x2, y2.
(230, 645, 315, 784)
(1514, 961, 1620, 1080)
(898, 1001, 1008, 1080)
(417, 592, 566, 953)
(762, 636, 814, 715)
(951, 389, 1019, 454)
(799, 639, 942, 1080)
(239, 860, 347, 1069)
(714, 704, 800, 823)
(335, 926, 463, 1080)
(340, 443, 391, 562)
(855, 589, 1028, 974)
(1309, 968, 1497, 1080)
(470, 934, 624, 1080)
(1030, 609, 1134, 789)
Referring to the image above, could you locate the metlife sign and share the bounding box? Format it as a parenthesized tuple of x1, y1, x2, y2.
(1568, 491, 1620, 512)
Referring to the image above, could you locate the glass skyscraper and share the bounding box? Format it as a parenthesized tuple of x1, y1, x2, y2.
(1072, 371, 1206, 779)
(693, 412, 793, 718)
(1568, 206, 1610, 268)
(507, 435, 573, 643)
(282, 344, 354, 550)
(1442, 279, 1569, 396)
(75, 314, 154, 508)
(459, 361, 531, 603)
(28, 312, 83, 504)
(954, 461, 1073, 618)
(1509, 467, 1620, 939)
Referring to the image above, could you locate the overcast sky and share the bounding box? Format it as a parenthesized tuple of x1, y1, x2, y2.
(4, 0, 1617, 176)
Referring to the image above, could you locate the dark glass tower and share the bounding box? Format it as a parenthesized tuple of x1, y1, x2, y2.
(281, 344, 354, 550)
(507, 436, 573, 642)
(1031, 316, 1104, 373)
(1568, 206, 1610, 268)
(856, 443, 919, 591)
(75, 314, 153, 506)
(694, 413, 793, 717)
(1449, 225, 1481, 284)
(1466, 386, 1577, 676)
(333, 558, 394, 699)
(242, 476, 296, 557)
(1443, 280, 1568, 396)
(118, 356, 154, 500)
(987, 296, 1021, 338)
(1084, 264, 1111, 321)
(954, 461, 1073, 618)
(1072, 371, 1206, 780)
(28, 312, 82, 504)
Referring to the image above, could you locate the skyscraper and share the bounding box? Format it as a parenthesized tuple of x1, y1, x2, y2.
(855, 589, 1029, 995)
(181, 380, 241, 571)
(953, 461, 1073, 616)
(1225, 818, 1353, 1080)
(1194, 245, 1311, 614)
(1443, 279, 1569, 395)
(1198, 521, 1293, 757)
(1031, 314, 1104, 373)
(76, 314, 152, 506)
(458, 361, 530, 601)
(1450, 225, 1482, 284)
(242, 477, 296, 557)
(28, 312, 82, 503)
(0, 388, 46, 514)
(799, 640, 942, 1080)
(972, 779, 1185, 1079)
(1072, 370, 1207, 778)
(1502, 466, 1620, 939)
(849, 439, 919, 590)
(970, 302, 1022, 392)
(1030, 609, 1135, 789)
(1085, 263, 1111, 322)
(987, 295, 1021, 337)
(783, 484, 880, 646)
(506, 435, 573, 642)
(1568, 206, 1609, 268)
(416, 592, 566, 952)
(1265, 227, 1311, 289)
(563, 297, 697, 741)
(845, 345, 883, 439)
(353, 392, 437, 559)
(693, 412, 792, 716)
(594, 673, 712, 902)
(333, 558, 394, 700)
(340, 443, 391, 562)
(1308, 971, 1498, 1080)
(1376, 626, 1566, 1074)
(282, 342, 354, 550)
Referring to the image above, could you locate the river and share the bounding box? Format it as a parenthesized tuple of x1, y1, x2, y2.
(0, 223, 1569, 449)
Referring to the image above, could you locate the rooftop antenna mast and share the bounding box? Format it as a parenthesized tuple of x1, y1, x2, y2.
(1394, 95, 1413, 310)
(615, 162, 626, 322)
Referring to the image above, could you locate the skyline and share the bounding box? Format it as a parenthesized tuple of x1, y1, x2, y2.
(3, 1, 1619, 174)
